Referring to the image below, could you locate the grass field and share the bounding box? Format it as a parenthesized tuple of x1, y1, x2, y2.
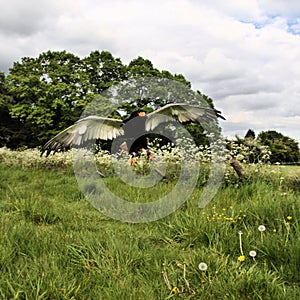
(0, 156, 300, 299)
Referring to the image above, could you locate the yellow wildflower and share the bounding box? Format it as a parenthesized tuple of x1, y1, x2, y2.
(287, 216, 292, 221)
(172, 286, 180, 293)
(238, 255, 245, 262)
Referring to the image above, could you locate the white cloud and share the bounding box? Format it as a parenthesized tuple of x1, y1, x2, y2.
(0, 0, 299, 143)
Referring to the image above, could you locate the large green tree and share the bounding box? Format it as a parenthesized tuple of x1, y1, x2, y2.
(123, 57, 218, 145)
(257, 130, 299, 163)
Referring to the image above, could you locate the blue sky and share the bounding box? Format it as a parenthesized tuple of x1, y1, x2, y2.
(0, 0, 299, 142)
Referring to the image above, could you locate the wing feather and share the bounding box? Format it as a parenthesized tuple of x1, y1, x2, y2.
(41, 116, 124, 156)
(145, 103, 225, 131)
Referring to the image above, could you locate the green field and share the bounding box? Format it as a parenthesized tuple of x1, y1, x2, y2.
(0, 160, 299, 299)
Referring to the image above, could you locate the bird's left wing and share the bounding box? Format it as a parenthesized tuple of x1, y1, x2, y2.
(145, 103, 225, 131)
(41, 116, 124, 156)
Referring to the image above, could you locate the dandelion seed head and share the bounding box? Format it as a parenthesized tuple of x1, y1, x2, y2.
(249, 250, 257, 258)
(258, 225, 266, 232)
(198, 262, 208, 271)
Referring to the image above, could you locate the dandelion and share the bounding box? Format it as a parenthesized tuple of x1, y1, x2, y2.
(258, 225, 266, 242)
(249, 250, 257, 260)
(238, 255, 245, 262)
(287, 216, 292, 221)
(172, 286, 180, 294)
(198, 262, 208, 284)
(198, 262, 208, 271)
(258, 225, 266, 232)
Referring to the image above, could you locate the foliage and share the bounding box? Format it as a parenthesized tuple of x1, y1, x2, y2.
(244, 128, 256, 139)
(257, 130, 300, 163)
(226, 134, 271, 165)
(82, 50, 127, 93)
(0, 72, 26, 148)
(5, 51, 97, 145)
(0, 134, 269, 179)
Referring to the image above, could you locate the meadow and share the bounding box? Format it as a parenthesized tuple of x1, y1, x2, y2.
(0, 146, 299, 299)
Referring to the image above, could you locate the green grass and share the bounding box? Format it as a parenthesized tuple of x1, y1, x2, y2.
(0, 163, 300, 299)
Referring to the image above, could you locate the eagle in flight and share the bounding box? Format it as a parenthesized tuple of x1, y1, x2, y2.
(40, 103, 225, 157)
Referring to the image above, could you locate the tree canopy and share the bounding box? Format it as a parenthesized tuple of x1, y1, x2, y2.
(1, 50, 216, 149)
(257, 130, 300, 163)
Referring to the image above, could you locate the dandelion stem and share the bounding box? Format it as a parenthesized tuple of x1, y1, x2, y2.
(202, 272, 205, 284)
(238, 231, 244, 255)
(183, 262, 195, 294)
(162, 264, 172, 291)
(285, 223, 290, 247)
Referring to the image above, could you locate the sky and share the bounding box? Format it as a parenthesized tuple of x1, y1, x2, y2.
(0, 0, 299, 143)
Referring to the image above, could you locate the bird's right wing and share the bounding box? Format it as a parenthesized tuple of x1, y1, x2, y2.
(40, 116, 124, 156)
(145, 103, 225, 131)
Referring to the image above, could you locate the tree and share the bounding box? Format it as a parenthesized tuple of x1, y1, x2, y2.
(5, 51, 96, 145)
(244, 129, 256, 140)
(257, 130, 299, 163)
(124, 57, 220, 146)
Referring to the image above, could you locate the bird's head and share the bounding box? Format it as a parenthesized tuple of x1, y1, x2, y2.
(138, 110, 146, 117)
(129, 109, 146, 119)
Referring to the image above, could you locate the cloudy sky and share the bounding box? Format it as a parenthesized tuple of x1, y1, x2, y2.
(0, 0, 299, 142)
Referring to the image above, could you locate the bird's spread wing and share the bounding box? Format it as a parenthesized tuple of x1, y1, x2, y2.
(145, 103, 225, 131)
(41, 116, 124, 156)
